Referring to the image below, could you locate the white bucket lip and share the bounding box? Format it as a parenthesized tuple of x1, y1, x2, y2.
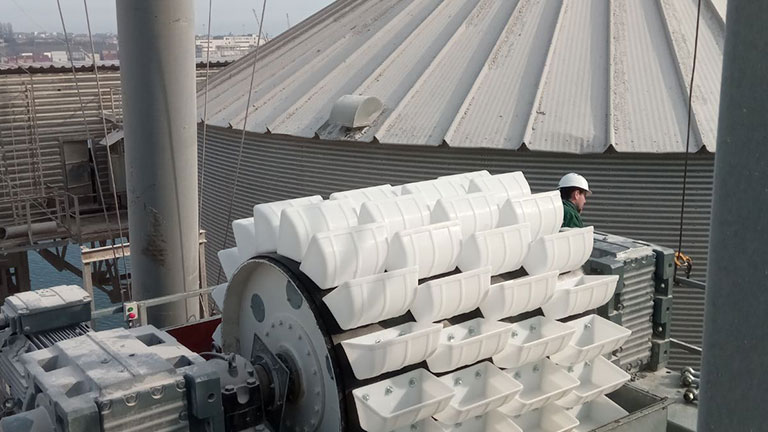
(352, 368, 455, 428)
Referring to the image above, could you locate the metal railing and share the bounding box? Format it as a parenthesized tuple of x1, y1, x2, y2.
(92, 285, 218, 326)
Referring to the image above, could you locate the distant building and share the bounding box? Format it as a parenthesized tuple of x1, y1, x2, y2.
(195, 34, 266, 59)
(46, 51, 69, 63)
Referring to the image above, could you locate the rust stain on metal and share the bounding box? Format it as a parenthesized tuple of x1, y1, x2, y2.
(143, 206, 167, 267)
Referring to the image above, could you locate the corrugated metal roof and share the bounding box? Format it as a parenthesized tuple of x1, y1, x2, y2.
(200, 0, 725, 153)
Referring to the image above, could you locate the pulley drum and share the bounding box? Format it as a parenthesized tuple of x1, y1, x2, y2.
(221, 255, 347, 431)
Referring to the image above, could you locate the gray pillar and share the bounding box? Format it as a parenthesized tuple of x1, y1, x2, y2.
(116, 0, 199, 327)
(698, 1, 768, 430)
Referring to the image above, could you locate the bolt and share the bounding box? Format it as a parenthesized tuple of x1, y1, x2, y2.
(175, 379, 186, 391)
(398, 331, 407, 337)
(529, 324, 537, 332)
(655, 325, 664, 334)
(150, 386, 164, 399)
(123, 393, 138, 406)
(179, 410, 188, 421)
(447, 334, 455, 342)
(513, 372, 522, 379)
(362, 394, 370, 402)
(98, 400, 112, 413)
(410, 425, 419, 431)
(567, 366, 574, 373)
(532, 365, 540, 373)
(511, 331, 518, 338)
(474, 370, 482, 379)
(375, 338, 382, 344)
(385, 386, 394, 395)
(246, 378, 257, 386)
(409, 378, 417, 388)
(681, 367, 700, 378)
(584, 322, 592, 329)
(682, 375, 700, 387)
(454, 377, 463, 386)
(467, 327, 476, 336)
(279, 320, 284, 326)
(101, 358, 111, 364)
(265, 332, 270, 337)
(288, 323, 293, 329)
(684, 388, 699, 403)
(224, 385, 235, 393)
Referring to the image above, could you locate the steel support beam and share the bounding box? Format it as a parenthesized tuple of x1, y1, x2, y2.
(698, 1, 768, 430)
(116, 0, 199, 327)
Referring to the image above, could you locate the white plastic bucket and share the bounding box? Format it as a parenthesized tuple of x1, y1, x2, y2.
(467, 171, 531, 203)
(386, 220, 462, 279)
(276, 199, 358, 261)
(341, 322, 442, 380)
(457, 223, 531, 275)
(353, 368, 454, 432)
(401, 179, 466, 207)
(522, 226, 594, 275)
(299, 222, 389, 289)
(557, 356, 630, 407)
(434, 410, 523, 432)
(426, 318, 513, 373)
(498, 191, 563, 240)
(431, 193, 499, 240)
(437, 170, 491, 190)
(329, 184, 396, 210)
(541, 275, 619, 320)
(550, 314, 632, 365)
(410, 267, 491, 322)
(433, 362, 522, 424)
(492, 316, 576, 368)
(217, 247, 242, 281)
(498, 358, 580, 415)
(252, 195, 323, 254)
(232, 217, 258, 260)
(358, 194, 431, 239)
(479, 271, 558, 320)
(568, 395, 628, 432)
(508, 404, 580, 432)
(323, 267, 419, 330)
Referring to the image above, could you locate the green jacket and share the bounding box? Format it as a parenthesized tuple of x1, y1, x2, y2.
(562, 199, 584, 228)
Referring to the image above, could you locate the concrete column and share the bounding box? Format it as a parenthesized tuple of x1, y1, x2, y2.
(116, 0, 199, 327)
(698, 1, 768, 430)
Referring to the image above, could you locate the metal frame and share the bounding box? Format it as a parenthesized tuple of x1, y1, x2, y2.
(82, 230, 210, 323)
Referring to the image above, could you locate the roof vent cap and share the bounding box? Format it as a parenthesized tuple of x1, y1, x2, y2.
(329, 95, 383, 128)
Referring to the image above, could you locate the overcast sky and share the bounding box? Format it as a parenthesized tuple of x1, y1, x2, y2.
(1, 0, 333, 37)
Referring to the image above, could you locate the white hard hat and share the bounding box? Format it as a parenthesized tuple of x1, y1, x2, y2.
(558, 173, 590, 193)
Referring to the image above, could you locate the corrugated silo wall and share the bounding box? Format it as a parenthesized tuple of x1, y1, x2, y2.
(198, 125, 712, 369)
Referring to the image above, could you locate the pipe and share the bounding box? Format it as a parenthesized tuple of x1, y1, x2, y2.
(116, 0, 199, 327)
(0, 221, 58, 240)
(698, 1, 768, 430)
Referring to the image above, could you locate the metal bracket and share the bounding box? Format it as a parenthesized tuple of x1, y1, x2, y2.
(250, 332, 290, 429)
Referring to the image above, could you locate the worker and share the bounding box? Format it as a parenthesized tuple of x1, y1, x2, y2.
(559, 173, 590, 228)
